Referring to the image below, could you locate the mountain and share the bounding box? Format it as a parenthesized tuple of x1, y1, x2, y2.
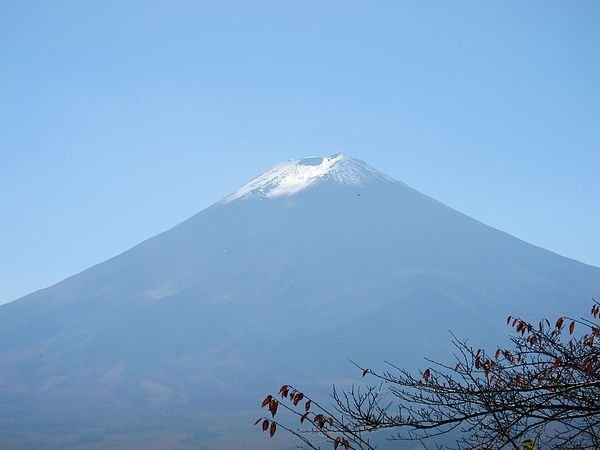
(1, 154, 598, 450)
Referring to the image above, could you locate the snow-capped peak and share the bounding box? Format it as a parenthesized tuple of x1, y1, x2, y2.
(223, 153, 396, 203)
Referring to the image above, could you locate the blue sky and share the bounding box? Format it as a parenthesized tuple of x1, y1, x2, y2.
(1, 1, 599, 304)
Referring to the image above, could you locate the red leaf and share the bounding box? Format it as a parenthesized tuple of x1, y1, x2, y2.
(506, 315, 512, 325)
(314, 414, 325, 428)
(269, 399, 279, 417)
(569, 321, 575, 335)
(343, 438, 350, 450)
(423, 368, 431, 381)
(269, 421, 277, 437)
(556, 317, 564, 330)
(334, 437, 341, 449)
(279, 385, 289, 398)
(495, 348, 501, 359)
(305, 400, 311, 412)
(262, 419, 269, 431)
(261, 395, 272, 408)
(292, 392, 304, 406)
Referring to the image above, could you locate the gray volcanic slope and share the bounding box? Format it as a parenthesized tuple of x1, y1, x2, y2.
(1, 154, 598, 449)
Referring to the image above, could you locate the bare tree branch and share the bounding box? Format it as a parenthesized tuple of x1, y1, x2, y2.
(256, 301, 600, 450)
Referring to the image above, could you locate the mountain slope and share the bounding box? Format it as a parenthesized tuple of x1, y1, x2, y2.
(0, 154, 598, 449)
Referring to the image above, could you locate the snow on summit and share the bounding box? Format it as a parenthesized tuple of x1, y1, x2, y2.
(223, 153, 395, 202)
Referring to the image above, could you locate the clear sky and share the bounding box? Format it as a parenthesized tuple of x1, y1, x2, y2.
(1, 1, 599, 304)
